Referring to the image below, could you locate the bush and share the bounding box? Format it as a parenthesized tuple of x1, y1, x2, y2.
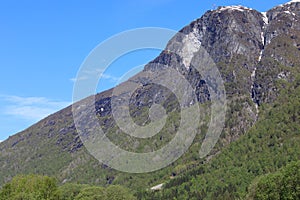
(0, 174, 57, 200)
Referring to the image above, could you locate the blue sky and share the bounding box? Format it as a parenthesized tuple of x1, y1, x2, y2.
(0, 0, 290, 141)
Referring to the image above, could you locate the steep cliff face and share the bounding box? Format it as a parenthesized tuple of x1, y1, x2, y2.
(144, 5, 266, 142)
(253, 1, 300, 105)
(265, 1, 300, 46)
(0, 1, 299, 188)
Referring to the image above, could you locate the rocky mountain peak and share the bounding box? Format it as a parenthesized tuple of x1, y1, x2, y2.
(266, 0, 300, 22)
(283, 0, 300, 5)
(216, 5, 254, 13)
(0, 1, 300, 189)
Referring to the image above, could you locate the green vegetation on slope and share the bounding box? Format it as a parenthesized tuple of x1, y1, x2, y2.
(137, 75, 300, 199)
(247, 161, 300, 200)
(0, 174, 56, 200)
(0, 174, 136, 200)
(1, 58, 299, 200)
(1, 161, 299, 200)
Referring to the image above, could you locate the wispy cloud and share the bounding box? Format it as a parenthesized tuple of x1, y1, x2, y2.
(100, 74, 120, 82)
(70, 73, 120, 83)
(70, 76, 89, 82)
(1, 95, 71, 121)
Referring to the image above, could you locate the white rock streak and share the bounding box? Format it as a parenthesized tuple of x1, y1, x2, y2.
(284, 10, 296, 16)
(251, 11, 270, 116)
(251, 68, 257, 80)
(258, 51, 263, 62)
(258, 30, 264, 62)
(258, 12, 269, 61)
(261, 12, 269, 25)
(180, 28, 202, 68)
(260, 31, 265, 46)
(150, 183, 164, 191)
(255, 103, 259, 115)
(251, 64, 259, 117)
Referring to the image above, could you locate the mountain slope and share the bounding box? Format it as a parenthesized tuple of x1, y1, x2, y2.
(0, 2, 299, 198)
(140, 72, 300, 199)
(142, 2, 300, 199)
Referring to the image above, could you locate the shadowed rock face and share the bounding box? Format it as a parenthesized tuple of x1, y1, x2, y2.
(0, 2, 300, 187)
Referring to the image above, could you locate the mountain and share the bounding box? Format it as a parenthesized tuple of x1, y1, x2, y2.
(1, 1, 300, 199)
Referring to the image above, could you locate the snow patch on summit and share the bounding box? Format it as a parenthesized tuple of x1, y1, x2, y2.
(218, 5, 253, 12)
(286, 0, 300, 4)
(277, 0, 300, 7)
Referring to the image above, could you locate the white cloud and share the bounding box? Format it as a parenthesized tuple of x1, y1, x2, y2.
(100, 74, 120, 82)
(1, 95, 71, 121)
(70, 73, 120, 83)
(70, 76, 89, 82)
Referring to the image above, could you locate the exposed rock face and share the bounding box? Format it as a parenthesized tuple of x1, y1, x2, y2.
(186, 6, 264, 64)
(265, 1, 300, 46)
(146, 5, 265, 87)
(253, 1, 300, 105)
(143, 5, 267, 142)
(0, 1, 300, 186)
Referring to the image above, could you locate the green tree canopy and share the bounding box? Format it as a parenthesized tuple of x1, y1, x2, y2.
(247, 161, 300, 200)
(0, 174, 57, 200)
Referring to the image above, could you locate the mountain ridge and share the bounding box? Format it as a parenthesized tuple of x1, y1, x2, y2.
(0, 2, 299, 198)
